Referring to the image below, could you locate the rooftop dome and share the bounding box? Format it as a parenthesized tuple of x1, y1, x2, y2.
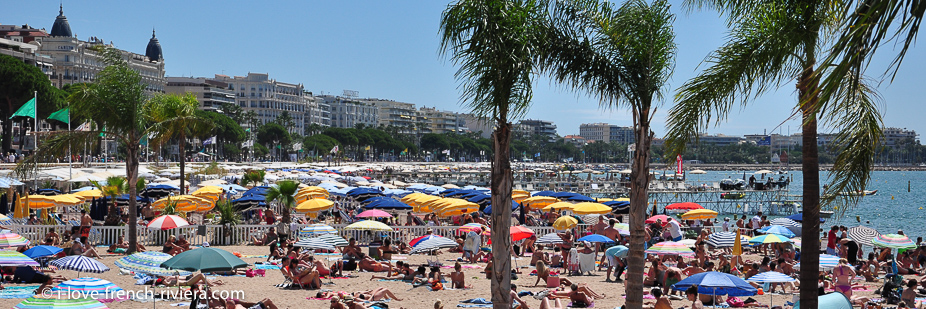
(145, 29, 163, 62)
(50, 4, 72, 37)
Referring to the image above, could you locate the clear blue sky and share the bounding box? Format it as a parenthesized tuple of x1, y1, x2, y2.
(6, 1, 924, 137)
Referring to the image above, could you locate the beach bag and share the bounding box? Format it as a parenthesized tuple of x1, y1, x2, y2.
(727, 297, 745, 307)
(245, 269, 255, 278)
(254, 269, 265, 277)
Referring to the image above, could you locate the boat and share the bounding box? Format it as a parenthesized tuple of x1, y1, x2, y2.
(820, 211, 834, 218)
(836, 190, 877, 197)
(720, 192, 745, 200)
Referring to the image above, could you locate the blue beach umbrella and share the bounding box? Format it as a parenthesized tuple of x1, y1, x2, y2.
(363, 198, 413, 211)
(758, 225, 796, 238)
(23, 245, 63, 259)
(577, 234, 615, 243)
(483, 200, 519, 215)
(532, 190, 556, 197)
(672, 271, 757, 296)
(786, 213, 825, 223)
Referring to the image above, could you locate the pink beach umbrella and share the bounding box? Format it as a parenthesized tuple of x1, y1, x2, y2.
(356, 209, 393, 218)
(147, 215, 190, 230)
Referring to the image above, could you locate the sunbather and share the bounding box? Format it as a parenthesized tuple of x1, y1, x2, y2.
(160, 273, 224, 287)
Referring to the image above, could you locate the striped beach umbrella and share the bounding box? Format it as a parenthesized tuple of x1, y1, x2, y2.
(51, 277, 125, 300)
(796, 254, 840, 270)
(294, 238, 336, 251)
(748, 234, 793, 244)
(645, 241, 695, 256)
(146, 215, 189, 230)
(314, 234, 349, 247)
(613, 223, 631, 236)
(746, 271, 795, 283)
(51, 255, 110, 275)
(115, 252, 190, 276)
(0, 232, 30, 248)
(410, 236, 458, 254)
(457, 223, 487, 234)
(0, 214, 11, 225)
(299, 224, 338, 237)
(14, 296, 108, 309)
(0, 250, 39, 266)
(872, 234, 916, 249)
(535, 233, 565, 245)
(769, 218, 802, 235)
(757, 225, 796, 238)
(344, 220, 393, 232)
(409, 234, 442, 247)
(706, 232, 738, 248)
(848, 226, 880, 247)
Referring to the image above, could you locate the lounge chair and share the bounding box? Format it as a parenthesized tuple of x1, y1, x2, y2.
(578, 252, 597, 276)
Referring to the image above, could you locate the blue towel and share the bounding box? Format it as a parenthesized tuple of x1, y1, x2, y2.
(254, 264, 281, 270)
(461, 298, 492, 304)
(0, 285, 40, 298)
(457, 305, 492, 308)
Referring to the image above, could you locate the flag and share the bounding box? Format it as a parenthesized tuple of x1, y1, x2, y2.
(202, 136, 216, 145)
(534, 152, 540, 157)
(75, 122, 89, 131)
(400, 148, 407, 155)
(442, 149, 450, 155)
(757, 136, 771, 146)
(48, 108, 69, 124)
(10, 98, 35, 119)
(365, 145, 371, 151)
(330, 145, 339, 154)
(676, 154, 683, 174)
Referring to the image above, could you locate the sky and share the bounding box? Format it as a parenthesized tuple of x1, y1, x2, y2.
(5, 1, 924, 137)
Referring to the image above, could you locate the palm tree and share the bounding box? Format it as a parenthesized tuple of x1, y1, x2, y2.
(90, 176, 125, 226)
(439, 0, 548, 305)
(147, 93, 213, 195)
(663, 2, 883, 308)
(541, 1, 675, 307)
(265, 180, 298, 225)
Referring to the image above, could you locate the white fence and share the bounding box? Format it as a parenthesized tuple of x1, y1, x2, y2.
(6, 224, 560, 247)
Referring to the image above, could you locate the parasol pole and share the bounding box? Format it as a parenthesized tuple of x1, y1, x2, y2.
(33, 91, 37, 194)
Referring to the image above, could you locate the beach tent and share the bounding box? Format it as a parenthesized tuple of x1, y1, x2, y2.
(794, 292, 852, 309)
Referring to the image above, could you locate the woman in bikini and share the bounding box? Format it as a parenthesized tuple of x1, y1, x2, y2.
(449, 262, 470, 289)
(833, 258, 856, 298)
(352, 288, 403, 301)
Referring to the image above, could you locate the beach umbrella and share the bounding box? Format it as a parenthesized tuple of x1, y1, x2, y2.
(160, 247, 248, 273)
(0, 214, 12, 225)
(577, 234, 615, 243)
(705, 232, 749, 248)
(457, 223, 487, 234)
(562, 194, 596, 202)
(23, 245, 63, 259)
(604, 200, 631, 214)
(294, 199, 334, 213)
(294, 238, 336, 251)
(757, 225, 796, 238)
(152, 195, 210, 212)
(51, 277, 125, 300)
(232, 195, 267, 209)
(36, 188, 62, 196)
(410, 237, 458, 254)
(20, 195, 58, 209)
(0, 232, 30, 248)
(299, 224, 337, 237)
(532, 190, 556, 197)
(793, 290, 854, 309)
(645, 215, 672, 225)
(313, 234, 348, 247)
(748, 234, 793, 244)
(553, 216, 578, 231)
(785, 213, 825, 223)
(521, 196, 558, 210)
(681, 209, 718, 220)
(483, 200, 519, 215)
(344, 220, 393, 232)
(747, 271, 795, 283)
(795, 254, 840, 270)
(0, 250, 39, 266)
(847, 226, 880, 247)
(51, 255, 110, 275)
(115, 252, 191, 276)
(356, 209, 393, 218)
(147, 215, 189, 230)
(510, 226, 535, 242)
(645, 241, 695, 256)
(571, 202, 611, 215)
(672, 271, 757, 296)
(216, 184, 247, 192)
(409, 234, 443, 247)
(872, 234, 916, 249)
(13, 296, 108, 309)
(665, 202, 703, 212)
(74, 189, 103, 200)
(770, 218, 802, 235)
(363, 198, 412, 211)
(542, 202, 576, 212)
(535, 233, 565, 245)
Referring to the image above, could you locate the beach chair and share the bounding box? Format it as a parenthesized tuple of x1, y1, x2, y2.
(339, 210, 356, 224)
(566, 248, 580, 274)
(578, 252, 597, 275)
(526, 183, 534, 191)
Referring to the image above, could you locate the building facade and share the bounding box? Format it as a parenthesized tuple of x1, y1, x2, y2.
(883, 127, 918, 149)
(417, 107, 465, 134)
(320, 95, 378, 129)
(214, 73, 306, 135)
(579, 123, 634, 144)
(517, 119, 557, 139)
(368, 99, 417, 134)
(304, 92, 329, 133)
(33, 6, 166, 93)
(165, 77, 236, 111)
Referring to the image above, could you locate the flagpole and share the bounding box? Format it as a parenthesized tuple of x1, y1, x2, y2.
(67, 105, 71, 183)
(33, 91, 37, 193)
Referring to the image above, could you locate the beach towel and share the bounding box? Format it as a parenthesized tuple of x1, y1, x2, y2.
(307, 297, 333, 300)
(567, 301, 594, 308)
(0, 285, 40, 298)
(457, 305, 492, 308)
(461, 298, 492, 304)
(442, 265, 483, 269)
(254, 264, 280, 270)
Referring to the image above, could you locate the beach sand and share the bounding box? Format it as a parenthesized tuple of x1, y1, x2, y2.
(0, 245, 885, 309)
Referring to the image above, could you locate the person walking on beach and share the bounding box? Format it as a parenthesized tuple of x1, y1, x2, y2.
(827, 226, 839, 255)
(79, 210, 92, 239)
(750, 212, 762, 236)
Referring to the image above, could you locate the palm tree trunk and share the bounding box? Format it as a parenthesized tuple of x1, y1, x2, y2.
(798, 64, 821, 309)
(626, 111, 653, 309)
(179, 135, 186, 195)
(490, 121, 513, 309)
(126, 142, 140, 254)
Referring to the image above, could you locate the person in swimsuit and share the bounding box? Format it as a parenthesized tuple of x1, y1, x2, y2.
(833, 258, 856, 298)
(687, 285, 704, 309)
(644, 288, 673, 309)
(351, 287, 403, 301)
(357, 253, 394, 273)
(449, 262, 470, 289)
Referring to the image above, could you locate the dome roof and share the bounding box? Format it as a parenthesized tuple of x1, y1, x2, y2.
(50, 4, 72, 37)
(145, 29, 163, 62)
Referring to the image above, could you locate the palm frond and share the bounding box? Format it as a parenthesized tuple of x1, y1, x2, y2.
(664, 2, 806, 157)
(819, 70, 883, 215)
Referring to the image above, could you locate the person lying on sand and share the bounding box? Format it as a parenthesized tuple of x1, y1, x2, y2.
(358, 253, 395, 273)
(159, 273, 224, 287)
(370, 261, 411, 281)
(315, 288, 403, 301)
(212, 298, 278, 309)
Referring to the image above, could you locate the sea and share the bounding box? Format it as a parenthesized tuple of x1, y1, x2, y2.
(684, 170, 926, 240)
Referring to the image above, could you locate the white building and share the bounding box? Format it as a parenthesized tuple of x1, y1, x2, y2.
(579, 123, 634, 144)
(213, 73, 306, 135)
(368, 99, 418, 134)
(165, 77, 236, 112)
(320, 95, 378, 129)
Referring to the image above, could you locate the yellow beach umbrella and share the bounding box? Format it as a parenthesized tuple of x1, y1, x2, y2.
(74, 190, 103, 200)
(512, 190, 530, 196)
(20, 195, 57, 209)
(437, 205, 480, 217)
(191, 186, 223, 195)
(431, 198, 471, 212)
(295, 192, 329, 204)
(542, 201, 576, 212)
(298, 186, 328, 194)
(152, 195, 210, 212)
(512, 193, 530, 203)
(345, 220, 393, 232)
(295, 199, 334, 213)
(53, 194, 85, 207)
(13, 195, 27, 218)
(680, 209, 718, 220)
(571, 202, 611, 215)
(553, 216, 579, 230)
(522, 196, 558, 210)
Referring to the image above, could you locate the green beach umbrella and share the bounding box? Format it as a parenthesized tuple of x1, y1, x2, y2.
(872, 234, 916, 249)
(14, 296, 108, 309)
(159, 247, 247, 273)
